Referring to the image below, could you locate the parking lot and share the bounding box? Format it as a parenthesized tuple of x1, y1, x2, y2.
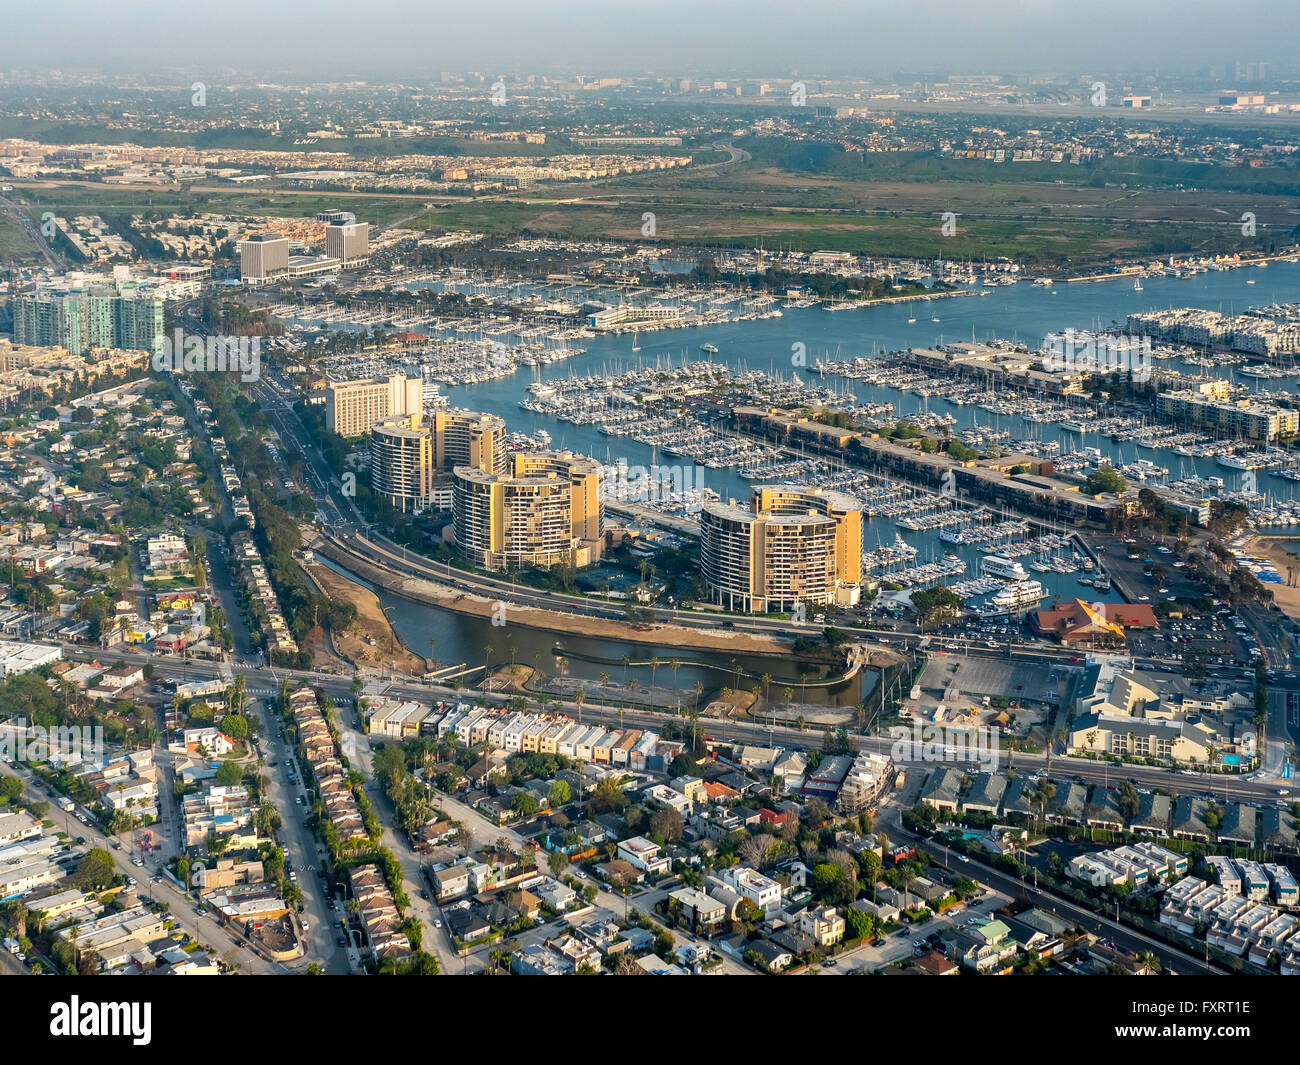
(919, 654, 1071, 705)
(1126, 608, 1252, 667)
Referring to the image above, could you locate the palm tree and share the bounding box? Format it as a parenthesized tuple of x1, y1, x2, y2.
(428, 636, 437, 668)
(599, 670, 610, 692)
(573, 689, 585, 726)
(693, 680, 704, 712)
(483, 645, 493, 692)
(649, 656, 662, 693)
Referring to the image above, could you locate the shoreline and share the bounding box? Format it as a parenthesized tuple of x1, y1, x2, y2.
(314, 537, 802, 659)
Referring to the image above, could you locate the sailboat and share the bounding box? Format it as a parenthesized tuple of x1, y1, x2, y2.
(631, 332, 641, 352)
(907, 315, 917, 323)
(1133, 277, 1143, 292)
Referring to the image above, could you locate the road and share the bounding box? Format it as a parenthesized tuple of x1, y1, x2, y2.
(25, 634, 1295, 811)
(253, 697, 353, 973)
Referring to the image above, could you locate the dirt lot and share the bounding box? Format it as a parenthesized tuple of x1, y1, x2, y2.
(303, 561, 428, 676)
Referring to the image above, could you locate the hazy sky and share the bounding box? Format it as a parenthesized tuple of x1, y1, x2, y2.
(5, 0, 1295, 80)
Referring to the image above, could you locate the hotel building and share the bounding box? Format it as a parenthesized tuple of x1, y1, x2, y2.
(326, 372, 424, 437)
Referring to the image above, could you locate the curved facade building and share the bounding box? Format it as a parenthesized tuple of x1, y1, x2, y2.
(370, 414, 433, 513)
(700, 486, 862, 612)
(452, 450, 603, 571)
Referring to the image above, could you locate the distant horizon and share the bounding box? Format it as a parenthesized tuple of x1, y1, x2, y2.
(2, 0, 1295, 82)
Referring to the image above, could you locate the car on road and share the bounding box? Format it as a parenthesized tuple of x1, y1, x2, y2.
(433, 919, 442, 929)
(337, 935, 347, 947)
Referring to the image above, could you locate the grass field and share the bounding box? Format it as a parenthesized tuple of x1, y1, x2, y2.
(0, 213, 44, 264)
(407, 140, 1300, 264)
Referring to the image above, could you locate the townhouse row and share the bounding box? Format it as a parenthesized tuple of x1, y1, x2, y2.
(920, 768, 1297, 851)
(1161, 872, 1300, 973)
(288, 686, 367, 847)
(366, 698, 668, 769)
(231, 529, 298, 658)
(348, 862, 411, 962)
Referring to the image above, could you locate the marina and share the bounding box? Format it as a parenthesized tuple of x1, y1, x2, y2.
(293, 257, 1300, 606)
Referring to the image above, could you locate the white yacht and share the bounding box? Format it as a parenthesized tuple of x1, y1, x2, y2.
(982, 554, 1029, 581)
(980, 580, 1048, 617)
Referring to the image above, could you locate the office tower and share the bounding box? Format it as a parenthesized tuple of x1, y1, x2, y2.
(238, 233, 290, 281)
(323, 217, 370, 268)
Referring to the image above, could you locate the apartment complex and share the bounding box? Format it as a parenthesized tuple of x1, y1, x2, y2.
(1156, 385, 1299, 442)
(452, 450, 603, 571)
(699, 485, 863, 612)
(13, 282, 164, 356)
(325, 372, 424, 437)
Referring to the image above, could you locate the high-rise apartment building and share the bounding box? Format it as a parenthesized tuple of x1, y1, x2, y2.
(370, 414, 433, 513)
(452, 451, 603, 571)
(699, 486, 862, 612)
(13, 283, 164, 356)
(432, 408, 507, 475)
